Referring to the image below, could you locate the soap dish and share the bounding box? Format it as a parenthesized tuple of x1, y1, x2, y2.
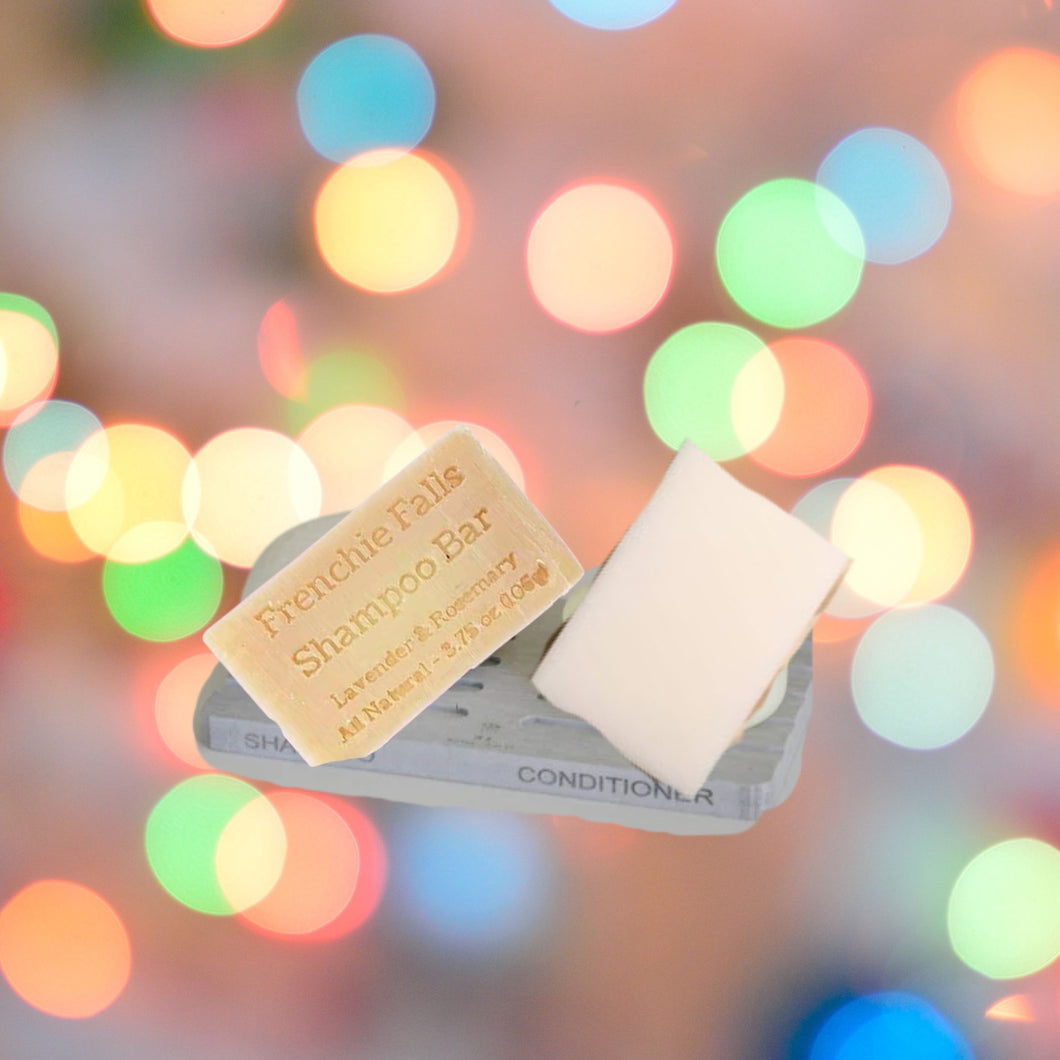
(194, 515, 813, 835)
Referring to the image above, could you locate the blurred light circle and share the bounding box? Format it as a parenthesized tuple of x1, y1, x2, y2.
(526, 181, 674, 333)
(390, 810, 552, 953)
(643, 322, 781, 459)
(215, 796, 287, 913)
(285, 349, 405, 435)
(1010, 541, 1060, 710)
(948, 837, 1060, 979)
(984, 995, 1034, 1022)
(145, 775, 276, 915)
(852, 604, 994, 749)
(3, 400, 101, 509)
(748, 338, 870, 477)
(238, 793, 358, 936)
(817, 127, 952, 264)
(17, 503, 96, 563)
(716, 178, 864, 329)
(257, 300, 306, 400)
(285, 799, 386, 942)
(298, 405, 414, 514)
(239, 793, 386, 939)
(67, 424, 193, 562)
(956, 47, 1060, 197)
(792, 477, 880, 620)
(297, 35, 435, 163)
(184, 428, 322, 568)
(809, 991, 971, 1059)
(102, 537, 223, 642)
(314, 149, 462, 293)
(0, 306, 59, 427)
(0, 880, 132, 1019)
(154, 653, 216, 769)
(383, 421, 525, 491)
(144, 0, 286, 48)
(548, 0, 678, 30)
(794, 476, 950, 620)
(860, 466, 972, 604)
(832, 475, 923, 609)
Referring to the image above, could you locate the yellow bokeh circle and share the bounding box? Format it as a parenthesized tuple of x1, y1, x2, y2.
(184, 428, 322, 568)
(66, 424, 193, 562)
(0, 311, 59, 427)
(832, 476, 923, 611)
(144, 0, 286, 48)
(526, 181, 674, 333)
(956, 47, 1060, 197)
(314, 149, 462, 293)
(859, 465, 972, 604)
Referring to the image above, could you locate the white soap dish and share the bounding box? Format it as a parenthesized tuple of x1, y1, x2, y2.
(194, 515, 813, 835)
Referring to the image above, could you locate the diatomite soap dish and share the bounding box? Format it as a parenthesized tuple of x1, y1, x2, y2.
(194, 512, 814, 836)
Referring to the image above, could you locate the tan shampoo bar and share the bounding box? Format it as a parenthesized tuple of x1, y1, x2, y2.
(205, 428, 582, 765)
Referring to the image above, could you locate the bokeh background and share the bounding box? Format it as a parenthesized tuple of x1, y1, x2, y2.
(1, 1, 1059, 1056)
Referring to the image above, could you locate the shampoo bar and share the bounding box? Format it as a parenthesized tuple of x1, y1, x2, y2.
(531, 441, 849, 798)
(205, 428, 582, 765)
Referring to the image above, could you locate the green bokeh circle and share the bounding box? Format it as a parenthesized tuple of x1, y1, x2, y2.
(102, 536, 223, 642)
(947, 837, 1060, 979)
(145, 775, 262, 916)
(851, 605, 994, 750)
(716, 178, 865, 328)
(643, 321, 768, 458)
